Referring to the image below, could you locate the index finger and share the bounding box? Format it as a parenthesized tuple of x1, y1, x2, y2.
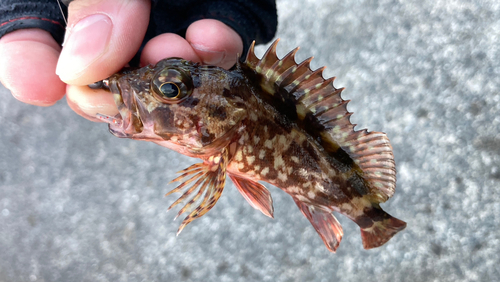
(140, 19, 243, 69)
(57, 0, 150, 85)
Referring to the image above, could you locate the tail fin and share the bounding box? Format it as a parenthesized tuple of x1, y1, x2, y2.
(359, 211, 406, 249)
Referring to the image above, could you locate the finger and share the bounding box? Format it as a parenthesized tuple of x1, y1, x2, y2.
(140, 33, 201, 66)
(56, 0, 150, 85)
(0, 29, 65, 106)
(186, 19, 243, 69)
(74, 33, 201, 122)
(66, 84, 117, 122)
(61, 0, 149, 122)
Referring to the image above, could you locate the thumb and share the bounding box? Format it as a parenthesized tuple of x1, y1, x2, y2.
(56, 0, 150, 85)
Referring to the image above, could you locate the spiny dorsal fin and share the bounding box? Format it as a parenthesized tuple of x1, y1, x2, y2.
(244, 39, 396, 202)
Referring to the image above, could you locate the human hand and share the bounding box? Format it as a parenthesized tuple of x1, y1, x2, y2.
(0, 0, 243, 122)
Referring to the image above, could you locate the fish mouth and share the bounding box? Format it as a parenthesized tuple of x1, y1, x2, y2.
(96, 78, 144, 138)
(95, 99, 128, 138)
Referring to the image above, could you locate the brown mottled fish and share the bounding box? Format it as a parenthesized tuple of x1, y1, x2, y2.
(95, 39, 406, 252)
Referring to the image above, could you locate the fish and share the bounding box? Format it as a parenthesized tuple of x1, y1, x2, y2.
(95, 39, 406, 252)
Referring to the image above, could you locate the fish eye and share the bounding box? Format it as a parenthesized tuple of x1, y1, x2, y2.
(152, 68, 193, 103)
(159, 82, 180, 98)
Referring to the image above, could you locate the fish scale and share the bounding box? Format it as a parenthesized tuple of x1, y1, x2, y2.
(96, 39, 406, 253)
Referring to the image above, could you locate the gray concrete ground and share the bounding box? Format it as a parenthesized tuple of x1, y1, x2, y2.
(1, 0, 499, 281)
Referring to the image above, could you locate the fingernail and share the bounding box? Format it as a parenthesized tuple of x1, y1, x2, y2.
(56, 14, 113, 81)
(10, 89, 56, 107)
(191, 44, 226, 65)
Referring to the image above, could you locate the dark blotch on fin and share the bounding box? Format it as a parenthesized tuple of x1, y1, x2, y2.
(303, 112, 325, 138)
(328, 147, 354, 168)
(271, 86, 299, 131)
(347, 174, 369, 196)
(302, 111, 354, 171)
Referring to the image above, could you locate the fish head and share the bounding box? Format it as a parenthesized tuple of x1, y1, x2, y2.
(104, 58, 247, 156)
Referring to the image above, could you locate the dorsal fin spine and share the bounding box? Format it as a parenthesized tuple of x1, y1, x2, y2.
(280, 58, 312, 87)
(301, 78, 338, 106)
(315, 92, 346, 117)
(245, 41, 259, 67)
(275, 48, 300, 85)
(261, 39, 279, 61)
(290, 67, 326, 97)
(243, 39, 397, 203)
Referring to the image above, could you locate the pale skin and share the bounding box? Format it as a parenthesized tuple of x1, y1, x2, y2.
(0, 0, 243, 122)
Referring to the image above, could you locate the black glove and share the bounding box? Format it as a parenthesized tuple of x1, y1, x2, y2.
(0, 0, 277, 64)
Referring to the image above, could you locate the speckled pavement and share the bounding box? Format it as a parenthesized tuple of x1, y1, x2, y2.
(1, 0, 499, 281)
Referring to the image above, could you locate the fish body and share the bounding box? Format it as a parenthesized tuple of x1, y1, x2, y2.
(98, 40, 406, 252)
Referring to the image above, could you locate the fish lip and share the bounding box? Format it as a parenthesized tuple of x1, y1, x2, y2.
(104, 77, 144, 137)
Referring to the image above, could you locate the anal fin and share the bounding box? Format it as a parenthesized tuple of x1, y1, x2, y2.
(294, 199, 343, 253)
(229, 174, 274, 218)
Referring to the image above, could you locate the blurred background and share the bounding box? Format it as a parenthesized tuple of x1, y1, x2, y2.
(1, 0, 499, 281)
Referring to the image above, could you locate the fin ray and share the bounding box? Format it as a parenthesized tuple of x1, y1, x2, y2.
(345, 131, 396, 200)
(175, 176, 212, 220)
(242, 39, 396, 202)
(294, 199, 343, 253)
(229, 174, 274, 218)
(168, 173, 208, 211)
(176, 149, 228, 235)
(166, 149, 229, 235)
(359, 209, 407, 249)
(165, 170, 204, 196)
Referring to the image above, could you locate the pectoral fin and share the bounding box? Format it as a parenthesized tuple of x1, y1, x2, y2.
(166, 149, 228, 235)
(294, 199, 343, 253)
(229, 174, 274, 218)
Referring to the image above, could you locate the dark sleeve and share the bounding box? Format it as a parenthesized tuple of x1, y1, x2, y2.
(0, 0, 67, 44)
